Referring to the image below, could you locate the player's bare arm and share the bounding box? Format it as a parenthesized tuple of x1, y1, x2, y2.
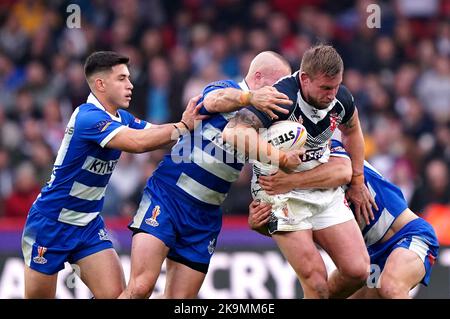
(339, 108, 378, 224)
(203, 86, 292, 118)
(222, 109, 302, 170)
(107, 95, 205, 153)
(258, 156, 352, 195)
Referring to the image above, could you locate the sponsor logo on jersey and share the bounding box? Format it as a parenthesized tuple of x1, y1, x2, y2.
(311, 108, 321, 119)
(302, 147, 326, 162)
(33, 246, 48, 264)
(145, 205, 161, 227)
(82, 156, 118, 175)
(210, 80, 234, 89)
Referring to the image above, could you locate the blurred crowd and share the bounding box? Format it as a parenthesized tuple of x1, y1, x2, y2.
(0, 0, 449, 232)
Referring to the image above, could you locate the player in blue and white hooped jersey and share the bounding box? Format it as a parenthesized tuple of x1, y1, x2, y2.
(250, 139, 439, 298)
(329, 139, 439, 298)
(120, 51, 298, 299)
(22, 51, 202, 299)
(223, 45, 371, 298)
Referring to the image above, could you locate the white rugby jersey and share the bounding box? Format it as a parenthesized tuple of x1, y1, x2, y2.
(33, 93, 149, 226)
(249, 70, 355, 171)
(250, 71, 356, 203)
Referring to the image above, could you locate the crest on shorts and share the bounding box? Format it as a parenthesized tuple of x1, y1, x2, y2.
(145, 205, 161, 227)
(343, 197, 350, 209)
(282, 204, 289, 218)
(98, 228, 109, 241)
(33, 246, 48, 264)
(208, 238, 216, 255)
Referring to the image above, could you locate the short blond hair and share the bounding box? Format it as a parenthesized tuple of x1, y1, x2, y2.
(300, 45, 343, 79)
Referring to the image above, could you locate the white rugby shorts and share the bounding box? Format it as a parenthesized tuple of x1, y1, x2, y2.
(251, 182, 354, 233)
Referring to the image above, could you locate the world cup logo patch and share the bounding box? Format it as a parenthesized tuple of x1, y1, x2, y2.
(145, 205, 161, 227)
(33, 246, 48, 264)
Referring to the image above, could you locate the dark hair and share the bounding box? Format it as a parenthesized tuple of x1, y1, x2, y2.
(84, 51, 129, 78)
(300, 44, 343, 79)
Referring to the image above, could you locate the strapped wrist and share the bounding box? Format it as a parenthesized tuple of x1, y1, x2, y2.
(173, 123, 188, 137)
(239, 91, 252, 106)
(173, 124, 182, 137)
(180, 120, 190, 130)
(351, 173, 364, 185)
(278, 152, 287, 168)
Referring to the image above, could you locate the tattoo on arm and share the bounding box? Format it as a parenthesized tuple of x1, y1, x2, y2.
(227, 109, 264, 130)
(343, 114, 355, 129)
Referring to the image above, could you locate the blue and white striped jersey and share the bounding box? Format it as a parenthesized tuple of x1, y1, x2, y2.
(151, 79, 248, 207)
(33, 93, 149, 226)
(330, 139, 408, 247)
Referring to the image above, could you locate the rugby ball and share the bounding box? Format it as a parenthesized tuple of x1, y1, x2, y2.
(261, 120, 307, 151)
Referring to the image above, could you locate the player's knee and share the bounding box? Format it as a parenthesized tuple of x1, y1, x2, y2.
(312, 281, 329, 298)
(340, 259, 370, 283)
(94, 284, 124, 299)
(377, 272, 409, 299)
(128, 276, 156, 298)
(377, 279, 406, 299)
(298, 268, 329, 298)
(302, 277, 329, 299)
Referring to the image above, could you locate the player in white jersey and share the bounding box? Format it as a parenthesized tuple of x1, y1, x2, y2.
(250, 139, 439, 298)
(222, 45, 374, 298)
(119, 51, 301, 299)
(22, 51, 203, 298)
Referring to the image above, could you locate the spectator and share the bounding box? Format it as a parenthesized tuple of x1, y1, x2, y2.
(410, 158, 450, 214)
(0, 0, 448, 221)
(4, 161, 40, 217)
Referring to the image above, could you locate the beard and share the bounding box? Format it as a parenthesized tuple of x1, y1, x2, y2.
(305, 95, 331, 110)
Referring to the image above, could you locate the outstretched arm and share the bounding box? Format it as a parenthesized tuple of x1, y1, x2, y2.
(106, 95, 205, 153)
(203, 86, 292, 119)
(258, 156, 352, 195)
